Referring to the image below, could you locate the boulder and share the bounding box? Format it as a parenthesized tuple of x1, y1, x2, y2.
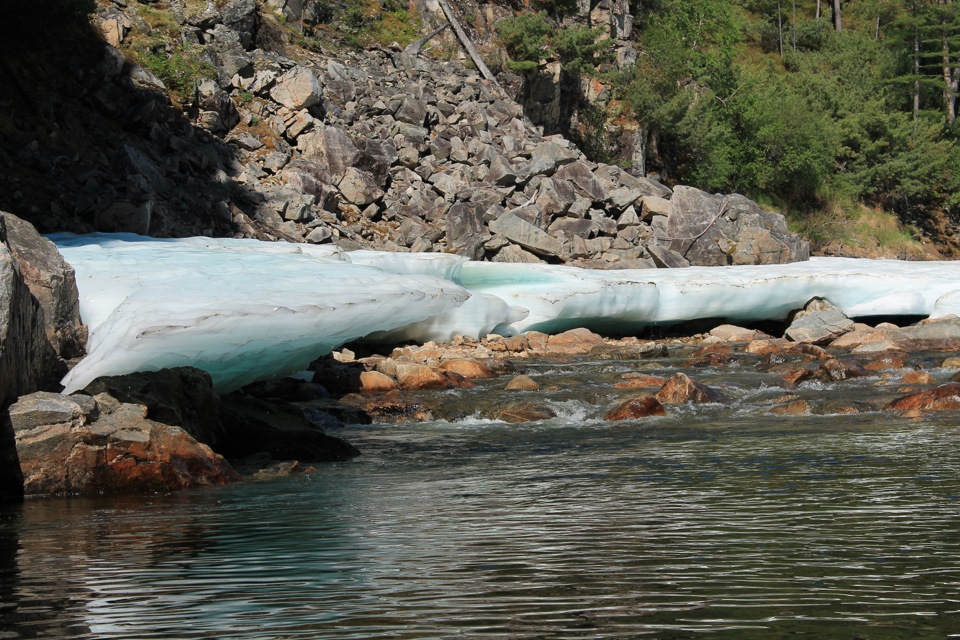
(657, 187, 808, 266)
(82, 368, 225, 448)
(11, 391, 239, 496)
(219, 391, 361, 460)
(394, 362, 449, 390)
(545, 328, 606, 354)
(445, 202, 490, 260)
(488, 211, 563, 258)
(439, 359, 496, 379)
(221, 0, 258, 49)
(656, 373, 727, 404)
(553, 162, 610, 202)
(359, 370, 400, 393)
(504, 374, 540, 391)
(0, 212, 86, 365)
(270, 65, 322, 110)
(786, 299, 854, 344)
(887, 383, 960, 412)
(296, 125, 360, 181)
(338, 168, 383, 206)
(604, 395, 666, 420)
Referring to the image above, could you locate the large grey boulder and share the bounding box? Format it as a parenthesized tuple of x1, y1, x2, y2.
(270, 65, 322, 111)
(658, 186, 809, 266)
(296, 125, 359, 181)
(489, 211, 564, 258)
(785, 299, 854, 344)
(445, 202, 490, 260)
(221, 0, 258, 49)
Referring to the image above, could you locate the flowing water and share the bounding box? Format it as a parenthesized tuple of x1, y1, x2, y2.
(2, 355, 960, 639)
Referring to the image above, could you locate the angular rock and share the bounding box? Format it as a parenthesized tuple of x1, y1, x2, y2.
(82, 368, 225, 448)
(489, 211, 563, 258)
(297, 125, 359, 181)
(338, 168, 384, 206)
(492, 244, 544, 263)
(394, 362, 448, 390)
(604, 395, 666, 420)
(445, 201, 490, 260)
(359, 370, 399, 393)
(786, 300, 854, 344)
(12, 391, 238, 496)
(553, 161, 609, 202)
(271, 65, 323, 110)
(647, 243, 690, 269)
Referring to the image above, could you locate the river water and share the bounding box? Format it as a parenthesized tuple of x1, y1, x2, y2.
(2, 355, 960, 639)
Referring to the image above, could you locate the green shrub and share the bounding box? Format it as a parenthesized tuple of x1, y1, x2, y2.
(496, 12, 552, 72)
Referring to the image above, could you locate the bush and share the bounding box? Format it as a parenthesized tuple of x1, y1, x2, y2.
(496, 12, 552, 72)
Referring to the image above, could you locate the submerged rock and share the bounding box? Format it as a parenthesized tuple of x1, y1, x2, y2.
(887, 383, 960, 412)
(491, 401, 557, 423)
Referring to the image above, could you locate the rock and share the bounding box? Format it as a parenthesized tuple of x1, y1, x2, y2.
(0, 217, 61, 412)
(505, 374, 539, 390)
(709, 324, 760, 342)
(221, 0, 258, 49)
(901, 371, 934, 385)
(338, 168, 383, 206)
(11, 391, 239, 496)
(196, 79, 239, 131)
(863, 355, 906, 371)
(647, 243, 690, 269)
(339, 389, 433, 424)
(553, 162, 610, 202)
(488, 211, 563, 258)
(359, 370, 399, 393)
(588, 343, 669, 359)
(270, 65, 322, 110)
(81, 368, 225, 448)
(545, 328, 606, 355)
(604, 395, 666, 420)
(818, 358, 868, 381)
(296, 125, 359, 181)
(219, 391, 360, 460)
(785, 299, 854, 344)
(491, 244, 544, 263)
(445, 201, 490, 260)
(394, 362, 449, 390)
(0, 212, 86, 363)
(439, 359, 495, 379)
(887, 383, 960, 412)
(656, 373, 727, 404)
(491, 401, 557, 423)
(771, 399, 812, 415)
(615, 374, 667, 389)
(658, 186, 808, 266)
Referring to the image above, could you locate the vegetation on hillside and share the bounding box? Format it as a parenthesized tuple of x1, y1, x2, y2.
(496, 0, 960, 251)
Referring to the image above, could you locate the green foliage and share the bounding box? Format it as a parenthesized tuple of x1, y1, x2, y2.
(138, 47, 216, 103)
(618, 0, 960, 222)
(496, 13, 552, 72)
(552, 25, 615, 76)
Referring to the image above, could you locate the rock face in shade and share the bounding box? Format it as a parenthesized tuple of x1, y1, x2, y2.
(10, 391, 239, 496)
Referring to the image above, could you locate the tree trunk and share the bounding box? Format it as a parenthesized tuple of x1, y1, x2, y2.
(832, 0, 843, 32)
(942, 0, 956, 124)
(816, 0, 821, 19)
(777, 0, 784, 58)
(914, 17, 921, 127)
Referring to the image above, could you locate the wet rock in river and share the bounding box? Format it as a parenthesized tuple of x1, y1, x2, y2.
(887, 383, 960, 412)
(505, 375, 539, 391)
(604, 395, 666, 421)
(656, 373, 727, 404)
(491, 401, 557, 423)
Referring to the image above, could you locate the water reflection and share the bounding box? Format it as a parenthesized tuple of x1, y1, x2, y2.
(1, 411, 959, 638)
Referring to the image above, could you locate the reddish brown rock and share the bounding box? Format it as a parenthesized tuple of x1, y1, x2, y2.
(615, 375, 667, 389)
(819, 358, 869, 381)
(11, 392, 238, 496)
(770, 399, 812, 415)
(604, 395, 667, 421)
(545, 327, 606, 355)
(781, 366, 818, 386)
(656, 373, 727, 404)
(864, 356, 906, 371)
(439, 359, 496, 379)
(340, 390, 433, 423)
(492, 401, 557, 423)
(887, 383, 960, 412)
(900, 371, 934, 385)
(524, 331, 550, 352)
(505, 374, 540, 391)
(394, 362, 449, 390)
(942, 356, 960, 369)
(746, 338, 792, 355)
(359, 370, 399, 393)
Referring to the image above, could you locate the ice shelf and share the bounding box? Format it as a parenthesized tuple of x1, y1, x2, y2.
(52, 233, 960, 393)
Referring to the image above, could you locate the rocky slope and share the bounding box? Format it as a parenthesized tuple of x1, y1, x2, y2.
(0, 0, 807, 268)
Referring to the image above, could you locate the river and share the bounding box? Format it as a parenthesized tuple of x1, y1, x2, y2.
(2, 355, 960, 639)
